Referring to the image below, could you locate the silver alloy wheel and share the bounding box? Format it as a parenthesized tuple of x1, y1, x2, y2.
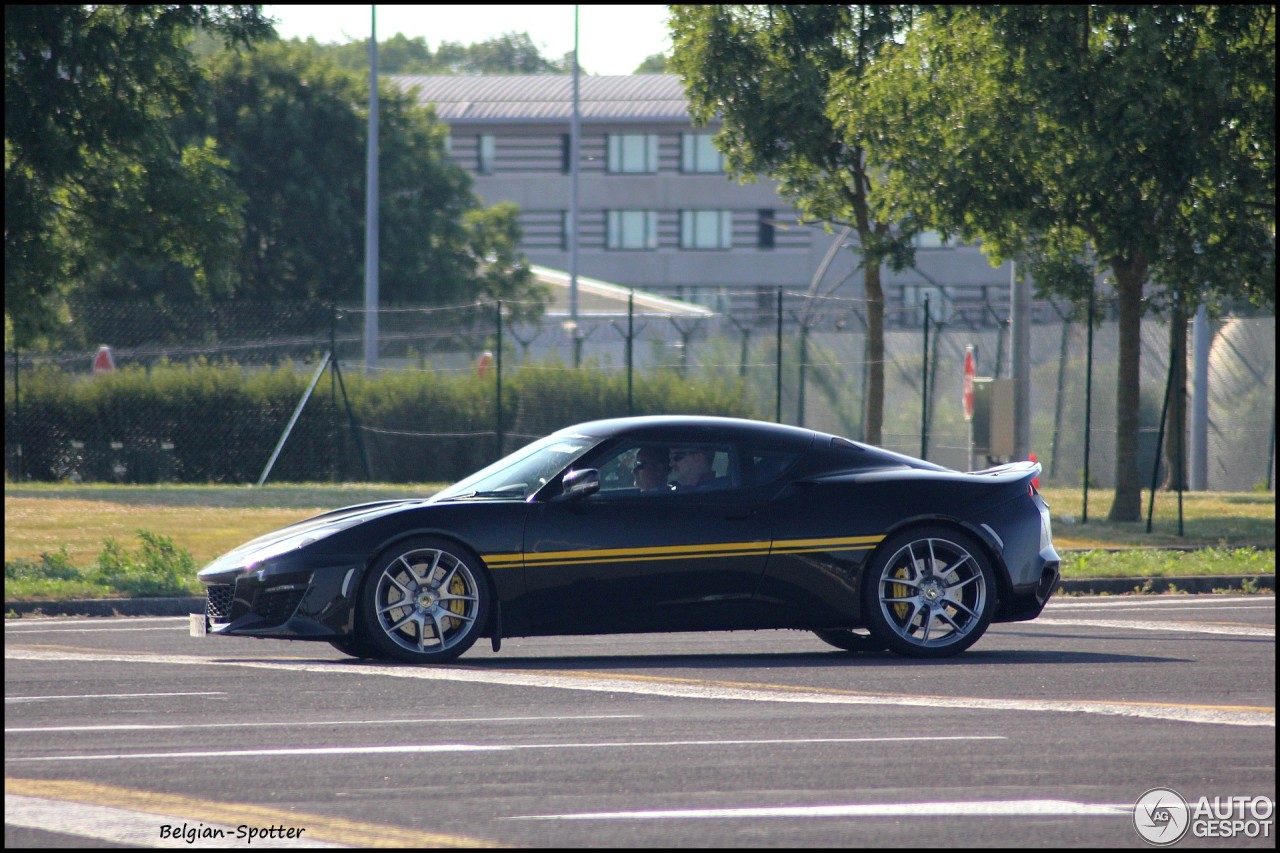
(372, 545, 482, 657)
(873, 534, 991, 653)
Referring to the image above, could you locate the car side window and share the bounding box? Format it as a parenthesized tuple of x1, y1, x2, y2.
(591, 443, 674, 495)
(746, 449, 801, 485)
(589, 440, 747, 496)
(668, 443, 736, 491)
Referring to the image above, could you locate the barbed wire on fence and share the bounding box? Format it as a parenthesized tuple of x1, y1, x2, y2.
(5, 294, 1274, 491)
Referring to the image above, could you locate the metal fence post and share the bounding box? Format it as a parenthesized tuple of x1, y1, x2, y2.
(775, 288, 783, 424)
(797, 324, 808, 427)
(921, 296, 931, 460)
(627, 290, 634, 415)
(11, 346, 21, 481)
(1083, 290, 1095, 523)
(495, 300, 504, 459)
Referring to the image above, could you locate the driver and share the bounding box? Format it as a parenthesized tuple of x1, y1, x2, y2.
(632, 446, 672, 491)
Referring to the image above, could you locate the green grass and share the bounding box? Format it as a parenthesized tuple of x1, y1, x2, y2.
(3, 482, 1274, 601)
(1038, 487, 1275, 551)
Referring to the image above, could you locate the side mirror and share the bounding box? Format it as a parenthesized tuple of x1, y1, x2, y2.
(553, 468, 600, 502)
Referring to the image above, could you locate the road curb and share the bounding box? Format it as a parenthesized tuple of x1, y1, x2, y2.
(4, 597, 204, 618)
(3, 575, 1274, 618)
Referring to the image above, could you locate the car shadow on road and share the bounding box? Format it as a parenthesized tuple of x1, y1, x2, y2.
(243, 647, 1188, 670)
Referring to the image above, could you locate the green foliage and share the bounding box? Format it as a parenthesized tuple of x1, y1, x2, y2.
(1062, 547, 1275, 580)
(843, 5, 1276, 520)
(305, 31, 572, 76)
(6, 14, 547, 354)
(667, 5, 919, 446)
(201, 40, 543, 309)
(95, 530, 196, 596)
(634, 53, 669, 73)
(5, 547, 80, 582)
(5, 531, 198, 599)
(7, 360, 758, 484)
(4, 5, 274, 346)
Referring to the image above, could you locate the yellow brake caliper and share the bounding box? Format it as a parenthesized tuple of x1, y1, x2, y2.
(891, 566, 912, 622)
(446, 572, 467, 628)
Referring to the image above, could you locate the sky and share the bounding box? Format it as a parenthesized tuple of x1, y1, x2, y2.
(264, 4, 674, 76)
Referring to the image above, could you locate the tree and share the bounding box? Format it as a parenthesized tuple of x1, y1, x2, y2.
(668, 5, 919, 446)
(845, 5, 1275, 520)
(4, 4, 273, 346)
(634, 52, 668, 73)
(314, 31, 571, 76)
(204, 41, 543, 312)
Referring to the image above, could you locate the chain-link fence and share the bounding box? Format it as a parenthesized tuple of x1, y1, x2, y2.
(6, 294, 1275, 490)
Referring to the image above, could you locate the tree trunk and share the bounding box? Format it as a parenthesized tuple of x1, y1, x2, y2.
(1107, 252, 1148, 522)
(863, 261, 884, 446)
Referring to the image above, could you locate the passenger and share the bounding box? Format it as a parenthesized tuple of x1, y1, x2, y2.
(670, 447, 716, 489)
(632, 446, 672, 491)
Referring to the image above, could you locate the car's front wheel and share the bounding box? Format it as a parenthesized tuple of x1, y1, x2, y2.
(862, 527, 996, 658)
(358, 537, 491, 664)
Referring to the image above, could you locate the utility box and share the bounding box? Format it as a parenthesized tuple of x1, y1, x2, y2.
(971, 377, 1015, 458)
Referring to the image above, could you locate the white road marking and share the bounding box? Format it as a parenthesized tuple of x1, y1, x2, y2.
(6, 714, 640, 734)
(1034, 618, 1273, 637)
(4, 794, 338, 848)
(4, 617, 191, 629)
(5, 647, 1273, 727)
(8, 735, 1003, 763)
(509, 799, 1134, 820)
(1047, 598, 1274, 610)
(2, 625, 192, 633)
(6, 692, 223, 704)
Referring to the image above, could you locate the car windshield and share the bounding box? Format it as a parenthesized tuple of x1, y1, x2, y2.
(433, 433, 597, 501)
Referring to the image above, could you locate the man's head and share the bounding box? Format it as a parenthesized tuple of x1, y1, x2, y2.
(670, 447, 712, 487)
(633, 446, 671, 490)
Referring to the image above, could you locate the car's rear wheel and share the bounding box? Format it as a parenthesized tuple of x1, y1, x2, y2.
(358, 537, 491, 664)
(812, 628, 886, 653)
(862, 527, 996, 658)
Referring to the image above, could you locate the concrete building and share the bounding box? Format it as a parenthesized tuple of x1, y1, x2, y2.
(389, 73, 1025, 328)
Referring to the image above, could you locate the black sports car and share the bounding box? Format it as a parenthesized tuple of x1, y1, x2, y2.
(192, 415, 1060, 661)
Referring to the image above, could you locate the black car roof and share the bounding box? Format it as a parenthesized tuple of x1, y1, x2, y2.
(554, 415, 820, 443)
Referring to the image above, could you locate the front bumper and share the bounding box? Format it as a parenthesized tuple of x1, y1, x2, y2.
(190, 560, 360, 640)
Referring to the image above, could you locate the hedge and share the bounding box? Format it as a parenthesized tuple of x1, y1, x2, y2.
(6, 359, 758, 484)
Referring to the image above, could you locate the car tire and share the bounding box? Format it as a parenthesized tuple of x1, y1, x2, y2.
(861, 526, 996, 658)
(328, 637, 382, 659)
(358, 537, 491, 664)
(812, 628, 886, 653)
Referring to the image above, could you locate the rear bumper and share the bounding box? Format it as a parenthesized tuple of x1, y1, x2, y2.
(998, 549, 1061, 623)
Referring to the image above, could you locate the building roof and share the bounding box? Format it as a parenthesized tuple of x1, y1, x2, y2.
(531, 266, 714, 318)
(389, 74, 697, 124)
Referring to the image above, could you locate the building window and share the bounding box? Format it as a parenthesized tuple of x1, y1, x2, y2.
(681, 132, 724, 173)
(606, 210, 659, 250)
(561, 133, 572, 174)
(606, 133, 658, 174)
(477, 134, 495, 174)
(757, 209, 775, 249)
(679, 210, 733, 250)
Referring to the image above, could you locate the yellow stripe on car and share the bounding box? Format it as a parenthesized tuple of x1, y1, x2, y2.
(483, 534, 882, 569)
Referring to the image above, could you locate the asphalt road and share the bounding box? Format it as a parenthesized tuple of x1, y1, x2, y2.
(5, 595, 1275, 848)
